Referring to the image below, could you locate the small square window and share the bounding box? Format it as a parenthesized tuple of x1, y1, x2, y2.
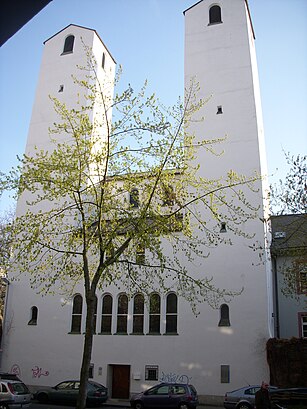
(145, 365, 159, 381)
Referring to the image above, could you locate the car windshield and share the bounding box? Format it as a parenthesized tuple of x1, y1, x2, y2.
(10, 383, 30, 395)
(190, 385, 197, 395)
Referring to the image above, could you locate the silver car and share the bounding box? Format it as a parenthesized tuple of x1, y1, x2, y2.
(0, 380, 32, 409)
(224, 385, 277, 409)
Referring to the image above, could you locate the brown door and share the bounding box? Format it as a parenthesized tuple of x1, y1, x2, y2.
(112, 365, 130, 399)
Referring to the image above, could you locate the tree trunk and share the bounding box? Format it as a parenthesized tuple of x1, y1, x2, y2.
(76, 290, 96, 409)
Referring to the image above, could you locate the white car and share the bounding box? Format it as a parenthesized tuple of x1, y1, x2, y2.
(0, 380, 32, 409)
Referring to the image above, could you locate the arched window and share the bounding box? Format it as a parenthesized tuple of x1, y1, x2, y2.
(132, 294, 144, 334)
(166, 293, 178, 334)
(101, 294, 113, 334)
(116, 294, 128, 334)
(71, 294, 83, 333)
(130, 188, 139, 208)
(93, 295, 98, 334)
(28, 306, 38, 325)
(209, 5, 222, 24)
(63, 35, 75, 54)
(148, 293, 161, 334)
(219, 304, 230, 326)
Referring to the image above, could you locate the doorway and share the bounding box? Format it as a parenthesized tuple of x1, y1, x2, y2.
(111, 364, 130, 399)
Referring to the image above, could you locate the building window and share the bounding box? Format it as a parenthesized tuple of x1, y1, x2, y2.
(145, 365, 159, 381)
(217, 105, 223, 114)
(220, 222, 227, 232)
(93, 295, 98, 334)
(116, 293, 128, 334)
(165, 293, 178, 334)
(162, 185, 176, 206)
(297, 261, 307, 294)
(89, 363, 94, 379)
(149, 293, 161, 334)
(132, 294, 144, 334)
(130, 188, 139, 208)
(62, 35, 75, 54)
(102, 52, 106, 69)
(136, 244, 145, 264)
(209, 5, 222, 24)
(221, 365, 230, 383)
(71, 294, 83, 333)
(28, 306, 38, 325)
(101, 294, 113, 334)
(59, 85, 64, 92)
(219, 304, 230, 326)
(298, 313, 307, 338)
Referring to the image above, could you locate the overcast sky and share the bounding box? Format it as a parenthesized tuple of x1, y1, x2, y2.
(0, 0, 306, 214)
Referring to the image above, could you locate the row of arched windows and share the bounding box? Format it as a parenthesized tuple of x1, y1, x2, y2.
(70, 292, 178, 335)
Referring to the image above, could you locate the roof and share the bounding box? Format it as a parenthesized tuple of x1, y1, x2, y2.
(43, 24, 116, 64)
(270, 213, 307, 256)
(183, 0, 255, 39)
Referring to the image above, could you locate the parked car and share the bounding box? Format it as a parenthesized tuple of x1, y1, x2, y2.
(130, 382, 199, 409)
(224, 385, 278, 409)
(34, 379, 108, 406)
(0, 379, 32, 409)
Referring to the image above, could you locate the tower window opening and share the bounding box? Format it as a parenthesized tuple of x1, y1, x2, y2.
(59, 85, 64, 92)
(220, 222, 227, 232)
(217, 105, 223, 114)
(102, 52, 106, 69)
(28, 306, 38, 325)
(62, 35, 75, 54)
(209, 5, 222, 25)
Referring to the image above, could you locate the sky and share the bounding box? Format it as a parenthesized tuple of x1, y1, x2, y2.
(0, 0, 306, 215)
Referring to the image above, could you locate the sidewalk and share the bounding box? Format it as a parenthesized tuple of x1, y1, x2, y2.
(106, 397, 224, 407)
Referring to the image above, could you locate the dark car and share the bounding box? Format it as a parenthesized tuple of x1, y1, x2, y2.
(130, 382, 199, 409)
(34, 380, 108, 406)
(224, 385, 278, 409)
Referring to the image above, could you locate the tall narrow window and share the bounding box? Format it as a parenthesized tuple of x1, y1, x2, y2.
(92, 295, 98, 334)
(209, 5, 222, 24)
(132, 294, 144, 334)
(221, 365, 230, 383)
(298, 313, 307, 338)
(136, 244, 145, 264)
(116, 294, 128, 334)
(130, 188, 139, 208)
(71, 294, 83, 333)
(63, 35, 75, 54)
(28, 306, 38, 325)
(101, 294, 112, 334)
(102, 52, 106, 69)
(149, 293, 161, 334)
(219, 304, 230, 326)
(166, 293, 178, 334)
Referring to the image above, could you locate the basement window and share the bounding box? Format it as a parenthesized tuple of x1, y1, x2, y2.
(145, 365, 159, 381)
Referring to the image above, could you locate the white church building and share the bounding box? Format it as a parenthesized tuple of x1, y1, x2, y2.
(1, 0, 274, 401)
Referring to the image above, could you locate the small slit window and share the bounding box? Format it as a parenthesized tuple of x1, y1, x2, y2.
(209, 5, 222, 25)
(28, 306, 38, 325)
(62, 35, 75, 54)
(217, 105, 223, 114)
(130, 188, 139, 208)
(220, 222, 227, 232)
(59, 85, 64, 93)
(102, 52, 106, 69)
(219, 304, 230, 326)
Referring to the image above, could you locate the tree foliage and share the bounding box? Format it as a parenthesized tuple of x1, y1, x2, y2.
(2, 46, 261, 409)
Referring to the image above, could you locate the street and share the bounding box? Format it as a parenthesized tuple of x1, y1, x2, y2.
(31, 403, 223, 409)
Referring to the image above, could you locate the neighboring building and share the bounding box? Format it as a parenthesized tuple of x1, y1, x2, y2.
(1, 1, 273, 401)
(271, 214, 307, 339)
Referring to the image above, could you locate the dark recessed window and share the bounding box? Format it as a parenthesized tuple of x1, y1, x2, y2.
(149, 293, 161, 334)
(136, 244, 145, 264)
(62, 35, 75, 54)
(71, 294, 83, 333)
(219, 304, 230, 326)
(130, 188, 139, 208)
(145, 365, 159, 381)
(132, 294, 144, 334)
(102, 52, 106, 69)
(221, 365, 230, 383)
(217, 105, 223, 114)
(101, 294, 113, 334)
(28, 306, 38, 325)
(209, 5, 222, 25)
(220, 222, 227, 232)
(165, 293, 178, 334)
(116, 294, 128, 334)
(59, 85, 64, 92)
(89, 364, 94, 379)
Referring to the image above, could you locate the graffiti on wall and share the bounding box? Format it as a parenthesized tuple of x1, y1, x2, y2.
(10, 364, 21, 376)
(32, 366, 49, 378)
(160, 371, 192, 384)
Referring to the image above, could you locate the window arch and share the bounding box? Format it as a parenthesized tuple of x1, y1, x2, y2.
(63, 35, 75, 54)
(149, 293, 161, 334)
(71, 294, 83, 333)
(101, 294, 113, 334)
(209, 5, 222, 24)
(219, 304, 230, 326)
(28, 306, 38, 325)
(166, 293, 178, 334)
(132, 294, 144, 334)
(116, 293, 128, 334)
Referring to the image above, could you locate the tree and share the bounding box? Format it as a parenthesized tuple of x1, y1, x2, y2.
(270, 152, 306, 215)
(2, 48, 261, 409)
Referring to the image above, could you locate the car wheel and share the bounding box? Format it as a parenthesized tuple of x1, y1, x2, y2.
(179, 404, 189, 409)
(237, 403, 252, 409)
(134, 402, 144, 409)
(37, 392, 49, 403)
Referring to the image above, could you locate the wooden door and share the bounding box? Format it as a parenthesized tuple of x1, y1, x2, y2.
(112, 365, 130, 399)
